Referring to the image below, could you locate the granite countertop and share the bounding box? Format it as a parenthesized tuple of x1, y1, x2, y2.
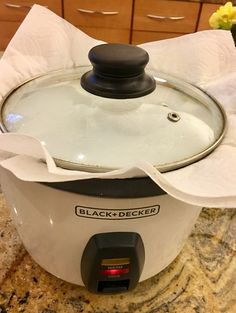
(0, 193, 235, 313)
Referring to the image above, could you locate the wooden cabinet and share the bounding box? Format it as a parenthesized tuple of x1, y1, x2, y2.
(0, 21, 20, 50)
(0, 0, 62, 50)
(197, 3, 220, 31)
(0, 0, 61, 21)
(132, 0, 200, 44)
(0, 1, 225, 49)
(132, 31, 182, 45)
(63, 0, 133, 43)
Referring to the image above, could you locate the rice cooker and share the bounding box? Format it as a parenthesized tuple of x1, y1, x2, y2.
(0, 44, 226, 294)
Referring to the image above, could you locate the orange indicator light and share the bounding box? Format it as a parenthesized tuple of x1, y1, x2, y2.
(101, 258, 130, 266)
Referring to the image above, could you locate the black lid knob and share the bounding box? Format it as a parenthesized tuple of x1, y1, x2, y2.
(89, 43, 149, 77)
(81, 43, 156, 99)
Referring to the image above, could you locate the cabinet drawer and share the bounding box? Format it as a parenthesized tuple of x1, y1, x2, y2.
(64, 0, 133, 29)
(197, 3, 220, 31)
(78, 26, 130, 43)
(132, 30, 184, 45)
(0, 21, 20, 50)
(133, 0, 200, 33)
(0, 0, 62, 22)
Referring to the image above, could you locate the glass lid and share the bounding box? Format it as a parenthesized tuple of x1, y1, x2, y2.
(0, 44, 227, 173)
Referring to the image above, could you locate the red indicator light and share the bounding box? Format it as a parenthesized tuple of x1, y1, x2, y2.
(101, 268, 129, 276)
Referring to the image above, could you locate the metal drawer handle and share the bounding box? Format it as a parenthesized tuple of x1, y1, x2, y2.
(4, 3, 48, 9)
(147, 14, 185, 21)
(77, 8, 119, 15)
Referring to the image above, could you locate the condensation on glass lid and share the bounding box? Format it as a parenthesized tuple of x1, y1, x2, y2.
(0, 67, 227, 173)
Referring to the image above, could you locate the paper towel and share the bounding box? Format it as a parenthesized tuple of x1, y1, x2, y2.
(0, 5, 236, 208)
(140, 29, 236, 85)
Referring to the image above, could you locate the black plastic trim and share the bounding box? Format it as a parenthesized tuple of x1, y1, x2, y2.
(42, 177, 166, 198)
(81, 232, 145, 293)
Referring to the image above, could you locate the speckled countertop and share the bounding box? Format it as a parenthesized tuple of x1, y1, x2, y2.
(0, 193, 235, 313)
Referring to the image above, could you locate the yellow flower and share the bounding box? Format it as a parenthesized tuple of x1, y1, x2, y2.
(209, 2, 236, 30)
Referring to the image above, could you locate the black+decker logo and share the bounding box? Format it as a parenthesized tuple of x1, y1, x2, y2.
(75, 205, 160, 220)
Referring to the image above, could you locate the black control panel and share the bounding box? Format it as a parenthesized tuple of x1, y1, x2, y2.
(81, 232, 145, 294)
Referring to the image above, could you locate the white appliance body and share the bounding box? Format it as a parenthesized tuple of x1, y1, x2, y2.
(0, 167, 201, 286)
